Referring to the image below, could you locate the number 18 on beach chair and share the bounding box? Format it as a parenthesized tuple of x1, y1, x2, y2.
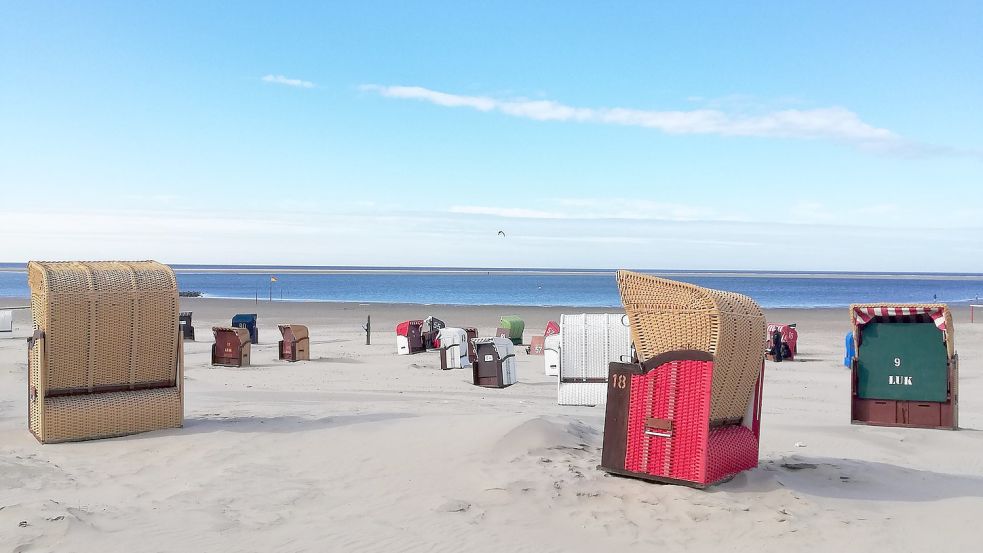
(26, 261, 184, 443)
(600, 271, 767, 488)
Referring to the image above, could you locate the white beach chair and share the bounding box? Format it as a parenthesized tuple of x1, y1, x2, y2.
(437, 327, 470, 369)
(544, 333, 561, 376)
(558, 313, 631, 406)
(472, 336, 518, 388)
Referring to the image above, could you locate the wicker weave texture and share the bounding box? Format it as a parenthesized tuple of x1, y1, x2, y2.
(40, 387, 183, 444)
(557, 314, 631, 406)
(438, 327, 470, 368)
(27, 260, 183, 442)
(623, 358, 758, 486)
(850, 303, 955, 359)
(616, 270, 766, 424)
(544, 334, 561, 376)
(277, 324, 309, 342)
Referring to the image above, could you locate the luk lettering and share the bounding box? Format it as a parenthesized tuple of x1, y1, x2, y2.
(888, 375, 913, 385)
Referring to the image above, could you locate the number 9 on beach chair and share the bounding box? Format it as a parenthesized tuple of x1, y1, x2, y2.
(600, 271, 767, 488)
(26, 261, 184, 443)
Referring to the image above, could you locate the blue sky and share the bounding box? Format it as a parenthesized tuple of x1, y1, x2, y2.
(2, 2, 981, 270)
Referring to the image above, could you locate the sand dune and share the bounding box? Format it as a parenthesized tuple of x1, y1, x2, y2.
(1, 298, 982, 552)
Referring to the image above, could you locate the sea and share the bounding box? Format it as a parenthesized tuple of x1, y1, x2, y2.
(2, 264, 982, 308)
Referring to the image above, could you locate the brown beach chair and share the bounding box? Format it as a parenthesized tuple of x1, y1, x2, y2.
(212, 326, 251, 367)
(600, 270, 767, 487)
(26, 261, 184, 443)
(278, 324, 310, 362)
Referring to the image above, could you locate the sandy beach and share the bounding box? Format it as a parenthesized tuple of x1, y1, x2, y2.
(1, 298, 982, 552)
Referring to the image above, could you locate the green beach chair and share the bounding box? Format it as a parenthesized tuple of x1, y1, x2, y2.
(499, 315, 525, 346)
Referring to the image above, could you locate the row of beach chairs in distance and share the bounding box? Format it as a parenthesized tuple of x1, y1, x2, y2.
(24, 260, 961, 489)
(179, 311, 310, 367)
(395, 316, 529, 388)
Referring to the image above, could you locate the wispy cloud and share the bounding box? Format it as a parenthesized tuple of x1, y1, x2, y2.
(263, 74, 316, 89)
(449, 199, 727, 223)
(449, 197, 983, 230)
(361, 84, 923, 153)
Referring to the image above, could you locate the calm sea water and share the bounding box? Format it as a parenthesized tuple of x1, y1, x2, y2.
(2, 265, 982, 308)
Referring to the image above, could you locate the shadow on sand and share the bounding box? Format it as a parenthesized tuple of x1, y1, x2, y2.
(119, 412, 417, 440)
(721, 454, 983, 501)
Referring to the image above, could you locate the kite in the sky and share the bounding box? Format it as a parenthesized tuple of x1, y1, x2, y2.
(497, 230, 506, 237)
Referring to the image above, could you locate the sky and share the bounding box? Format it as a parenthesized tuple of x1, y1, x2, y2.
(1, 1, 982, 271)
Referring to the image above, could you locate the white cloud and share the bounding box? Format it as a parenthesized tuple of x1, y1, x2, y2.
(262, 74, 316, 89)
(361, 84, 900, 147)
(449, 199, 727, 223)
(447, 197, 983, 231)
(449, 206, 567, 219)
(2, 203, 981, 271)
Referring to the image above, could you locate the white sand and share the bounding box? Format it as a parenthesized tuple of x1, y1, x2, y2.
(2, 298, 982, 552)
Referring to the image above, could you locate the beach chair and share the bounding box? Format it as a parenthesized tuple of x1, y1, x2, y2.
(26, 260, 184, 443)
(765, 323, 797, 361)
(396, 320, 425, 355)
(212, 326, 251, 367)
(527, 335, 546, 355)
(498, 316, 525, 345)
(278, 324, 310, 362)
(232, 313, 258, 344)
(843, 332, 855, 368)
(557, 314, 631, 406)
(422, 316, 445, 350)
(0, 309, 12, 333)
(471, 337, 517, 388)
(850, 304, 957, 430)
(544, 320, 560, 337)
(463, 327, 479, 364)
(179, 311, 195, 341)
(600, 271, 766, 488)
(544, 334, 561, 376)
(437, 327, 470, 369)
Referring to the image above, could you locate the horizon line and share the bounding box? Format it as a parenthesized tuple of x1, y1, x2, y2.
(2, 263, 983, 280)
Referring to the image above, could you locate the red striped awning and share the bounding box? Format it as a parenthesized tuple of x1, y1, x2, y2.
(852, 306, 947, 331)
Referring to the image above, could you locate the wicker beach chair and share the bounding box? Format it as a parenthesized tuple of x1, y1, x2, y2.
(471, 337, 517, 388)
(232, 313, 258, 344)
(498, 316, 525, 345)
(437, 327, 470, 369)
(212, 326, 251, 367)
(26, 260, 184, 443)
(396, 320, 425, 355)
(765, 323, 798, 361)
(557, 313, 632, 406)
(544, 334, 561, 376)
(422, 316, 445, 350)
(849, 304, 957, 429)
(1, 309, 12, 333)
(600, 270, 767, 488)
(278, 324, 310, 362)
(179, 311, 195, 341)
(463, 327, 479, 364)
